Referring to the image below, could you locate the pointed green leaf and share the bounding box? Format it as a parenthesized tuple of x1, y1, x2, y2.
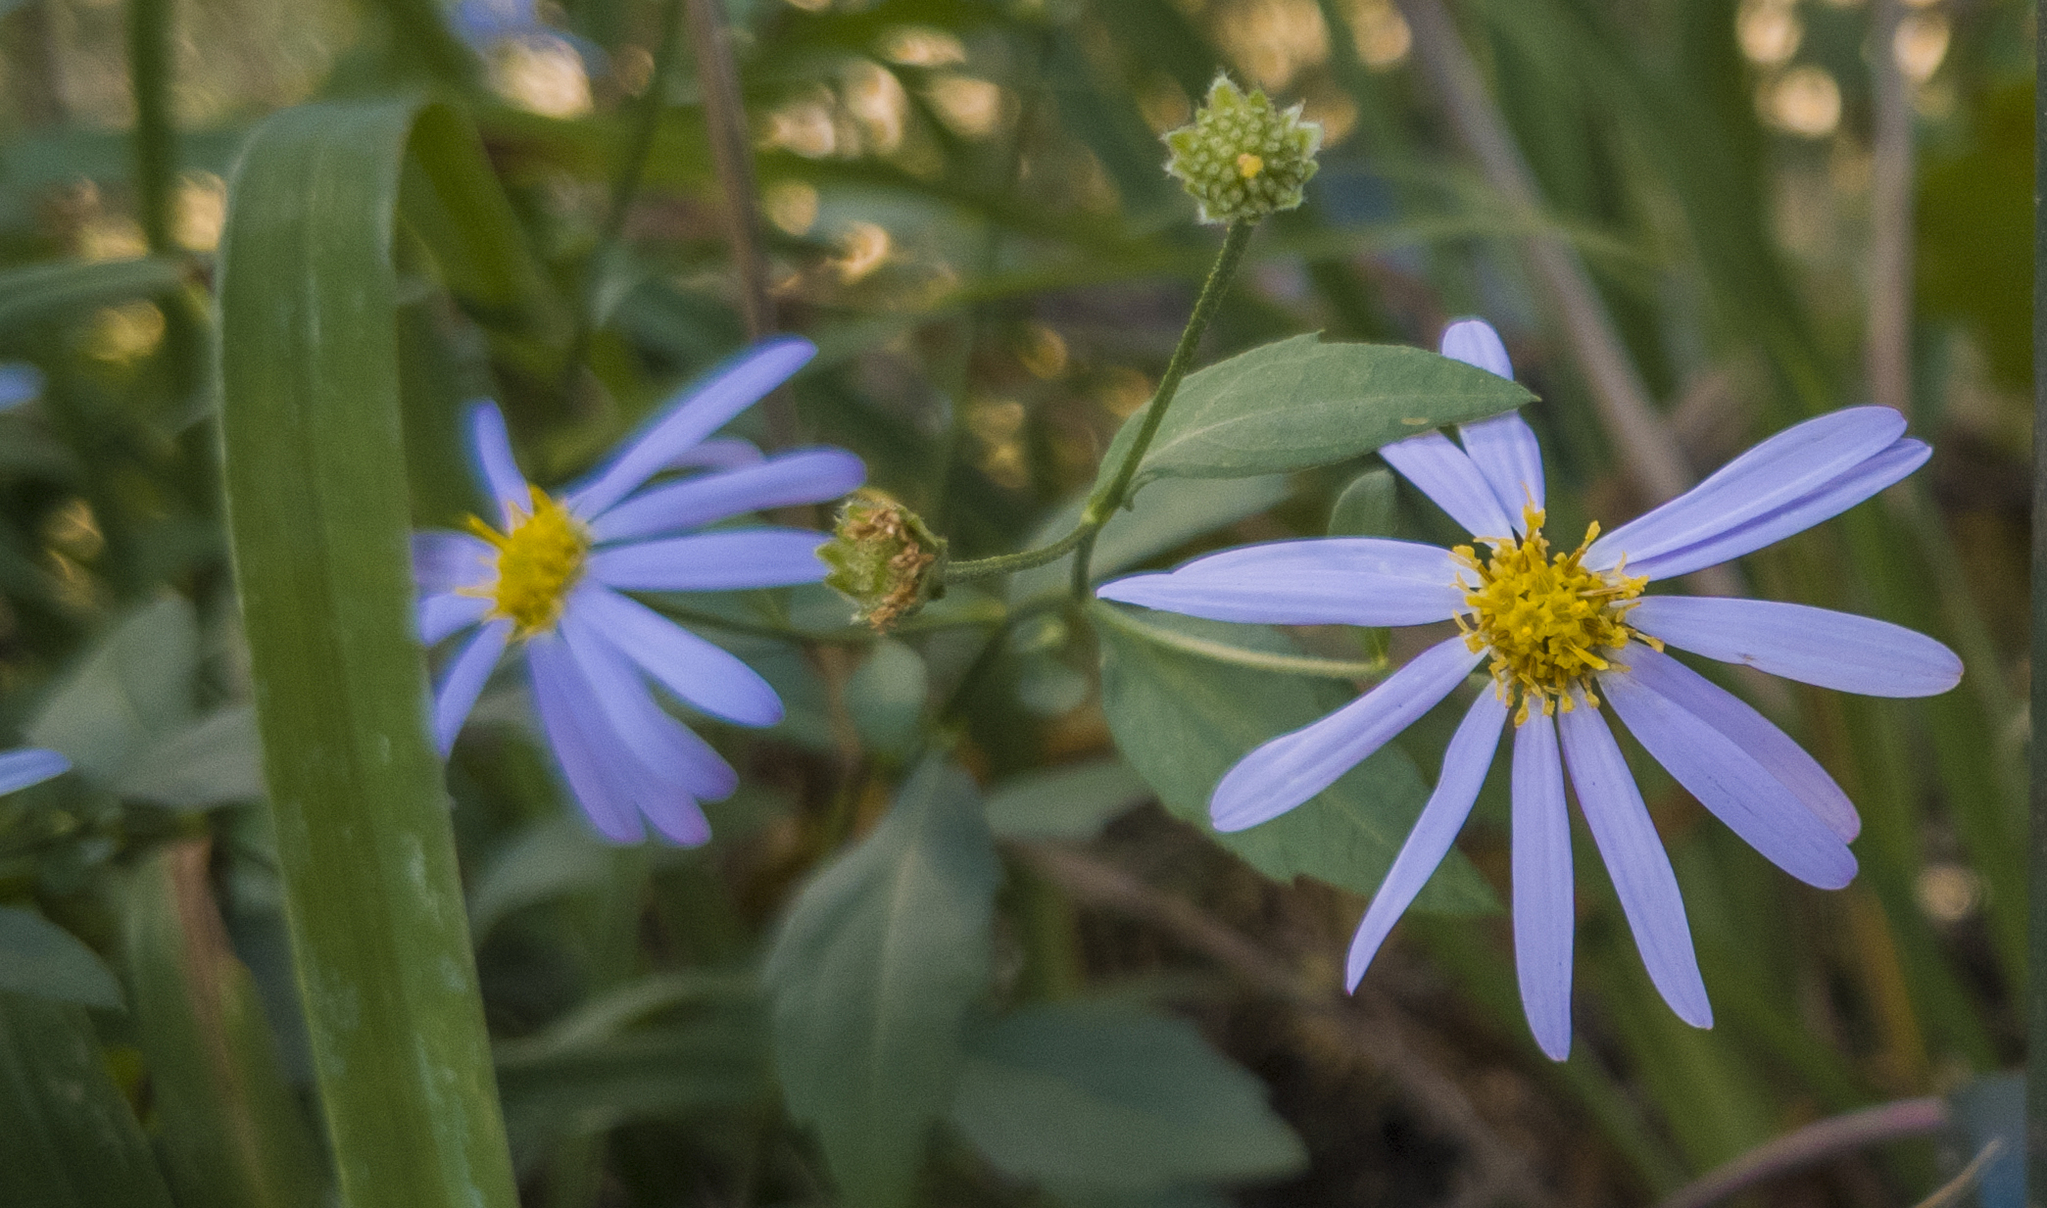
(1097, 608, 1494, 913)
(764, 759, 1001, 1207)
(951, 1002, 1307, 1190)
(113, 706, 264, 809)
(1095, 335, 1534, 494)
(27, 595, 197, 781)
(0, 907, 122, 1009)
(985, 759, 1152, 841)
(0, 992, 174, 1208)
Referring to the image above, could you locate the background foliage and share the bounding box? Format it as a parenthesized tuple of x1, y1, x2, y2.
(0, 0, 2032, 1204)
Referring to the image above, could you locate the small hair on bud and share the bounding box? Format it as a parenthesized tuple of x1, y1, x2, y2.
(818, 489, 948, 632)
(1163, 74, 1322, 224)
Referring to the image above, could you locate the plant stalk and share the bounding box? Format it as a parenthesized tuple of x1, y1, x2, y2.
(945, 221, 1254, 590)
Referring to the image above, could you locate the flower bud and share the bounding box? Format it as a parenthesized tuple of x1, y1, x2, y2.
(1164, 75, 1322, 224)
(819, 490, 948, 632)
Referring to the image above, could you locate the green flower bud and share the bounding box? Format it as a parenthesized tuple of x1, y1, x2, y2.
(1164, 75, 1322, 225)
(819, 489, 948, 632)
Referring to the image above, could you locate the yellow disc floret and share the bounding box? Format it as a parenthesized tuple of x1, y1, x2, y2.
(1454, 506, 1654, 724)
(464, 487, 591, 637)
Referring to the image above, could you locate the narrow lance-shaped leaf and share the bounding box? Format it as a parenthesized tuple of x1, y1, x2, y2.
(764, 758, 1001, 1208)
(216, 97, 518, 1208)
(950, 1002, 1307, 1192)
(1094, 335, 1536, 495)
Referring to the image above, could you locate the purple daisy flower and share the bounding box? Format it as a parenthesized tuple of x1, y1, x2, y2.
(415, 336, 864, 845)
(1096, 318, 1960, 1059)
(0, 748, 67, 795)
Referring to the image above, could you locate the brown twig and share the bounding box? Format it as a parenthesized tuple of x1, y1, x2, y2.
(1653, 1097, 1950, 1208)
(1015, 840, 1563, 1208)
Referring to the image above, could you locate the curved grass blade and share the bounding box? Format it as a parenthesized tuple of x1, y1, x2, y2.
(216, 97, 518, 1208)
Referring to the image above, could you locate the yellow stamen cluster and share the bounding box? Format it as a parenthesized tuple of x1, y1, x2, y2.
(464, 487, 590, 637)
(1454, 507, 1654, 724)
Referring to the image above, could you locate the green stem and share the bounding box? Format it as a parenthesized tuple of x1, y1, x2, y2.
(944, 221, 1255, 589)
(1090, 600, 1388, 681)
(945, 526, 1091, 581)
(126, 0, 173, 253)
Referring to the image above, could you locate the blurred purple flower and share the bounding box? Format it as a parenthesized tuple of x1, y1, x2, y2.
(0, 363, 44, 412)
(1097, 318, 1959, 1059)
(0, 748, 68, 795)
(415, 337, 864, 845)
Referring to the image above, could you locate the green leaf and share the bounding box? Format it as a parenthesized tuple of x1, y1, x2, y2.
(1096, 608, 1494, 913)
(847, 638, 928, 757)
(1327, 466, 1398, 537)
(985, 759, 1152, 841)
(764, 758, 1001, 1208)
(466, 815, 615, 941)
(0, 992, 175, 1208)
(496, 1012, 770, 1162)
(0, 907, 123, 1009)
(1012, 475, 1293, 604)
(0, 256, 188, 342)
(124, 843, 325, 1208)
(950, 1002, 1307, 1191)
(113, 706, 264, 809)
(1094, 336, 1535, 495)
(26, 595, 197, 782)
(216, 97, 518, 1208)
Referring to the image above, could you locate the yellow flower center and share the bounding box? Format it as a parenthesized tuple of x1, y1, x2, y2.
(463, 488, 590, 637)
(1454, 507, 1654, 724)
(1235, 151, 1265, 178)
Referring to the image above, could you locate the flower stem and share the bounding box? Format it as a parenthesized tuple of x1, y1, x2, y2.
(944, 220, 1255, 589)
(1090, 600, 1388, 681)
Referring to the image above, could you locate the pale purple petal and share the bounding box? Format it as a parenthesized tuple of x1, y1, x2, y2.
(1096, 538, 1467, 627)
(1610, 644, 1859, 841)
(420, 592, 491, 646)
(1458, 413, 1544, 529)
(414, 531, 494, 595)
(568, 337, 816, 519)
(589, 529, 828, 592)
(0, 748, 68, 794)
(591, 448, 866, 543)
(1211, 638, 1483, 832)
(558, 611, 738, 802)
(467, 401, 531, 527)
(1630, 596, 1960, 698)
(668, 437, 763, 471)
(526, 636, 645, 842)
(569, 586, 782, 726)
(1557, 702, 1712, 1029)
(1601, 651, 1857, 886)
(433, 619, 511, 755)
(1439, 318, 1513, 379)
(1380, 431, 1516, 539)
(1619, 439, 1930, 582)
(1511, 711, 1573, 1061)
(1587, 407, 1906, 571)
(1346, 691, 1507, 989)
